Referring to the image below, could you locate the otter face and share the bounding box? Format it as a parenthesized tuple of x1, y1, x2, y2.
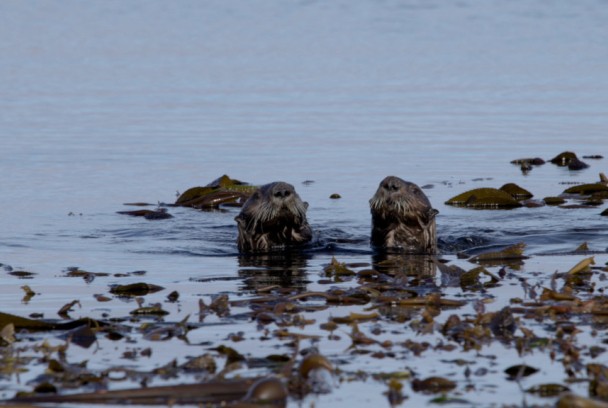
(236, 181, 312, 253)
(370, 176, 438, 254)
(260, 182, 308, 223)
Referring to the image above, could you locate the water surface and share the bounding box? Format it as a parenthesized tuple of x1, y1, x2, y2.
(1, 1, 607, 406)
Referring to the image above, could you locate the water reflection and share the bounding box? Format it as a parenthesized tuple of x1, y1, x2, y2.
(237, 252, 312, 293)
(371, 252, 438, 293)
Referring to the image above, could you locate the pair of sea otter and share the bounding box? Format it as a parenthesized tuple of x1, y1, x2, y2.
(236, 176, 438, 254)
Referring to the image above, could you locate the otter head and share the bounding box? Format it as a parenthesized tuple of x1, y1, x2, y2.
(369, 176, 438, 254)
(236, 181, 312, 253)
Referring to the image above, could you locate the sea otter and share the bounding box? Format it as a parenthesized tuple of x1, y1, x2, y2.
(369, 176, 438, 254)
(235, 181, 312, 252)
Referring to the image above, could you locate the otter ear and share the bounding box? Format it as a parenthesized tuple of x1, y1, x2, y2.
(428, 208, 439, 220)
(303, 201, 309, 210)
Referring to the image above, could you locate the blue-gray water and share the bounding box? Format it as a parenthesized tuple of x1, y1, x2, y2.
(1, 1, 607, 406)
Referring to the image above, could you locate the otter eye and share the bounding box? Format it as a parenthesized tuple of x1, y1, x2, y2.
(284, 191, 291, 197)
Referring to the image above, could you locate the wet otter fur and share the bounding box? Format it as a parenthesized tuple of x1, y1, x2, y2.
(369, 176, 438, 254)
(235, 181, 312, 252)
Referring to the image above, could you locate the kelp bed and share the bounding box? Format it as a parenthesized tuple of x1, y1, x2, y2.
(3, 157, 608, 407)
(2, 246, 608, 407)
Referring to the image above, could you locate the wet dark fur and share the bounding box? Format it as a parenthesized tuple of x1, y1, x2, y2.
(235, 182, 312, 252)
(369, 176, 438, 254)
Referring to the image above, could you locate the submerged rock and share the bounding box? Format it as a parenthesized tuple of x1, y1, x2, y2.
(563, 183, 608, 196)
(499, 183, 533, 200)
(445, 188, 522, 209)
(544, 196, 566, 206)
(549, 151, 589, 170)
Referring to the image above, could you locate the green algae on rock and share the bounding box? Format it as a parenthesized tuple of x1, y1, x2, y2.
(445, 188, 522, 209)
(499, 183, 533, 200)
(563, 183, 608, 196)
(544, 196, 566, 206)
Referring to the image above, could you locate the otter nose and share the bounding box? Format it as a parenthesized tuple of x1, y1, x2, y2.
(383, 182, 399, 192)
(274, 188, 292, 198)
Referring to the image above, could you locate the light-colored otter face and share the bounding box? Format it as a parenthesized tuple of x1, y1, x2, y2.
(236, 181, 312, 252)
(250, 182, 308, 227)
(370, 176, 438, 254)
(370, 176, 434, 222)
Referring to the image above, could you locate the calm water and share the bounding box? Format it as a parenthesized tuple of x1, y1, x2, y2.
(1, 1, 608, 406)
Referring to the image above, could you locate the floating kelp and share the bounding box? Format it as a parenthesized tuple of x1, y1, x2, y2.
(20, 285, 36, 303)
(539, 288, 576, 302)
(4, 241, 608, 407)
(411, 376, 456, 394)
(566, 257, 595, 275)
(555, 393, 608, 408)
(504, 364, 539, 380)
(298, 354, 333, 380)
(57, 300, 81, 318)
(329, 193, 341, 199)
(550, 151, 589, 170)
(11, 376, 286, 406)
(488, 306, 517, 338)
(129, 304, 169, 316)
(324, 257, 356, 278)
(445, 188, 522, 209)
(60, 325, 98, 348)
(63, 267, 145, 281)
(525, 383, 570, 397)
(460, 266, 500, 291)
(117, 208, 173, 220)
(109, 282, 165, 297)
(63, 267, 111, 281)
(0, 311, 105, 331)
(0, 323, 15, 346)
(7, 270, 37, 279)
(384, 377, 406, 406)
(469, 243, 528, 265)
(511, 157, 546, 166)
(175, 174, 257, 209)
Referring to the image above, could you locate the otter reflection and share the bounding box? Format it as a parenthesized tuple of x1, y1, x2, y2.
(370, 176, 438, 254)
(238, 252, 311, 293)
(372, 252, 438, 289)
(235, 182, 312, 253)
